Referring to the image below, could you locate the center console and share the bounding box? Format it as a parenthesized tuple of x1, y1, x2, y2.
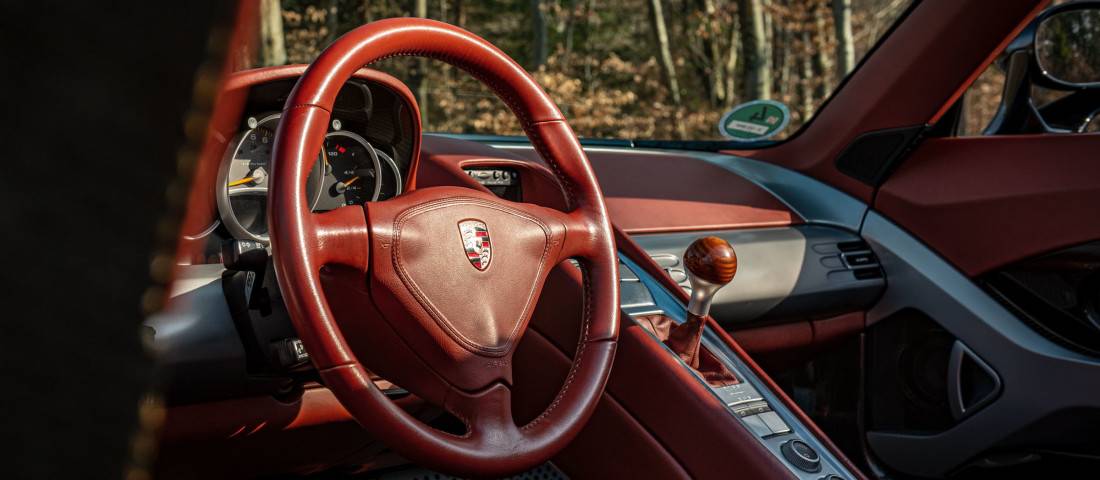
(619, 237, 853, 479)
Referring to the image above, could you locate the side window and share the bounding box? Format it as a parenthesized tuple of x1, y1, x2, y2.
(959, 63, 1006, 136)
(956, 1, 1100, 136)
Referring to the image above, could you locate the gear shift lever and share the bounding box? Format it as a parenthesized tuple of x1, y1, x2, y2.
(684, 236, 738, 317)
(666, 236, 737, 368)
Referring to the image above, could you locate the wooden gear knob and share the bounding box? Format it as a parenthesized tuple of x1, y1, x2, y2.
(683, 236, 737, 317)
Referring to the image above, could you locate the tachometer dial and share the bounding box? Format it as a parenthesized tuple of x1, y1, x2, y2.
(217, 113, 324, 243)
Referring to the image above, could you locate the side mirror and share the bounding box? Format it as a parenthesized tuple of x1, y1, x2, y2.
(1034, 4, 1100, 89)
(963, 1, 1100, 135)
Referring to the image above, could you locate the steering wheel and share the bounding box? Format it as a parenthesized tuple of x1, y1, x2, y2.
(268, 19, 619, 477)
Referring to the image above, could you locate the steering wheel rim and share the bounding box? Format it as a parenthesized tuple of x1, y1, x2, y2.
(268, 18, 619, 477)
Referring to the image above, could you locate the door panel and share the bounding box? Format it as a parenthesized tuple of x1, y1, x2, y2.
(861, 131, 1100, 477)
(860, 210, 1100, 477)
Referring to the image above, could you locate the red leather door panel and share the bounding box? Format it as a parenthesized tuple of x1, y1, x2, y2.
(875, 134, 1100, 276)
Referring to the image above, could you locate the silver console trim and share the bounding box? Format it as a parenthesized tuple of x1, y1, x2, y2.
(620, 254, 855, 480)
(632, 226, 884, 325)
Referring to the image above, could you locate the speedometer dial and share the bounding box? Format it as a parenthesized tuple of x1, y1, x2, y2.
(323, 131, 381, 207)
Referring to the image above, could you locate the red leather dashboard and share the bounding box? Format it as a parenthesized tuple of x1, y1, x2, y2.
(417, 135, 801, 233)
(592, 150, 799, 233)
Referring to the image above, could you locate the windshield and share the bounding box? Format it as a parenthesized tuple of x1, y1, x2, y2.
(249, 0, 913, 143)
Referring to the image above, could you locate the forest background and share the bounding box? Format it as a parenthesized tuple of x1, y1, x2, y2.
(243, 0, 1023, 140)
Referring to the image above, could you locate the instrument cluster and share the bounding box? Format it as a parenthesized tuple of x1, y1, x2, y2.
(216, 113, 404, 242)
(190, 75, 418, 246)
(176, 73, 418, 264)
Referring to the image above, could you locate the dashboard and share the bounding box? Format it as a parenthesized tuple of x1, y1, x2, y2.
(159, 66, 872, 478)
(159, 129, 873, 478)
(183, 71, 418, 257)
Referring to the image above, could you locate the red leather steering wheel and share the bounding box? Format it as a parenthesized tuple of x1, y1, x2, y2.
(268, 19, 619, 477)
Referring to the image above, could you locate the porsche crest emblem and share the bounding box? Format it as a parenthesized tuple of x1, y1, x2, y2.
(458, 220, 492, 271)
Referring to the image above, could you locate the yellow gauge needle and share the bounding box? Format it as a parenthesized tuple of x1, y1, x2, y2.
(228, 177, 254, 187)
(343, 176, 360, 187)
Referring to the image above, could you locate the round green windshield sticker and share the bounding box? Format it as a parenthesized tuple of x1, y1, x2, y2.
(718, 100, 790, 141)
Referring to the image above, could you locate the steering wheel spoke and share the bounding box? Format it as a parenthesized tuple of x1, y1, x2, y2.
(555, 209, 599, 264)
(310, 206, 371, 270)
(506, 201, 596, 264)
(446, 383, 520, 444)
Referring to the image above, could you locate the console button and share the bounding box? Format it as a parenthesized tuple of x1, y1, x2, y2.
(837, 240, 869, 252)
(781, 439, 821, 473)
(740, 414, 774, 438)
(842, 252, 876, 267)
(853, 268, 883, 280)
(758, 411, 791, 435)
(715, 383, 763, 406)
(732, 400, 770, 417)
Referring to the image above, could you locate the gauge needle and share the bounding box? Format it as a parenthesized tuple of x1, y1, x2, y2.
(334, 175, 359, 194)
(228, 177, 254, 187)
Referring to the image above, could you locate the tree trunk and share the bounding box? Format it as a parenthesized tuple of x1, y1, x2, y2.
(646, 0, 682, 105)
(411, 0, 430, 127)
(414, 0, 427, 23)
(258, 0, 286, 67)
(702, 0, 726, 105)
(763, 0, 773, 95)
(582, 0, 596, 85)
(326, 0, 339, 44)
(800, 29, 815, 121)
(739, 0, 770, 99)
(833, 0, 855, 77)
(776, 21, 789, 101)
(439, 0, 453, 90)
(813, 1, 832, 98)
(530, 0, 548, 69)
(562, 0, 578, 62)
(724, 12, 739, 106)
(454, 0, 466, 27)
